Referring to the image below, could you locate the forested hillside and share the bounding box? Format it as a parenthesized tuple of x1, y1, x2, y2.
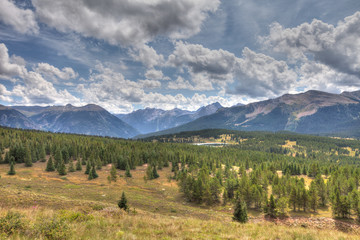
(1, 127, 360, 239)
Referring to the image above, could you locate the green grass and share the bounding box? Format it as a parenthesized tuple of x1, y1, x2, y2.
(0, 161, 359, 239)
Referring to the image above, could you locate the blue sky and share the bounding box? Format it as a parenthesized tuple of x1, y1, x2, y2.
(0, 0, 360, 113)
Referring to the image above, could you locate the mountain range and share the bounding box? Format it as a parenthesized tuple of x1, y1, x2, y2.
(140, 90, 360, 138)
(116, 102, 222, 134)
(1, 90, 360, 138)
(1, 104, 139, 138)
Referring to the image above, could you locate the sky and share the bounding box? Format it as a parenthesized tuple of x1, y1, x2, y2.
(0, 0, 360, 113)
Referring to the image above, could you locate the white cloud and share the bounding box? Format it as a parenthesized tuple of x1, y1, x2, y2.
(297, 61, 360, 93)
(0, 83, 12, 102)
(145, 68, 164, 80)
(168, 76, 195, 90)
(129, 45, 164, 68)
(168, 41, 237, 79)
(232, 48, 298, 97)
(0, 0, 39, 34)
(0, 43, 27, 79)
(35, 63, 78, 82)
(261, 11, 360, 77)
(33, 0, 219, 46)
(139, 79, 161, 89)
(11, 71, 80, 105)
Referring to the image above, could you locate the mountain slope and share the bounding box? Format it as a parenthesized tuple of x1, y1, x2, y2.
(30, 104, 139, 138)
(0, 105, 37, 129)
(140, 90, 360, 138)
(117, 102, 222, 134)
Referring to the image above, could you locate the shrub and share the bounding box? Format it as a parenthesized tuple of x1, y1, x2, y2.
(35, 216, 71, 240)
(0, 211, 25, 235)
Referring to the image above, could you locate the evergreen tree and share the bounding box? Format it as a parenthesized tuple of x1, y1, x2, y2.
(91, 166, 98, 179)
(39, 146, 46, 162)
(85, 161, 91, 174)
(110, 164, 117, 181)
(68, 159, 75, 172)
(57, 158, 67, 175)
(76, 160, 82, 171)
(118, 192, 129, 211)
(24, 146, 32, 167)
(88, 169, 94, 180)
(54, 149, 63, 169)
(233, 200, 248, 223)
(125, 163, 132, 178)
(46, 156, 55, 172)
(268, 194, 277, 218)
(8, 161, 15, 175)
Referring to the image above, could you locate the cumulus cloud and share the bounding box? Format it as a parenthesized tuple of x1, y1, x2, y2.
(232, 48, 298, 97)
(145, 68, 164, 80)
(129, 45, 164, 68)
(0, 0, 39, 34)
(168, 76, 196, 90)
(297, 61, 360, 93)
(139, 79, 161, 89)
(261, 11, 360, 77)
(33, 0, 219, 46)
(0, 83, 12, 102)
(168, 41, 237, 79)
(0, 43, 27, 79)
(79, 63, 145, 104)
(0, 43, 81, 105)
(35, 63, 78, 82)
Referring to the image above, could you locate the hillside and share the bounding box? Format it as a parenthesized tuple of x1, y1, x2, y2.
(140, 90, 360, 138)
(30, 104, 139, 138)
(0, 105, 37, 129)
(1, 127, 360, 239)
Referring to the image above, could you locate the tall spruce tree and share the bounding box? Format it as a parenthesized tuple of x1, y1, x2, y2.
(110, 164, 117, 181)
(118, 192, 129, 211)
(8, 161, 15, 175)
(233, 200, 248, 223)
(76, 160, 82, 171)
(57, 158, 67, 176)
(46, 156, 55, 172)
(125, 163, 132, 178)
(68, 159, 75, 172)
(24, 146, 32, 167)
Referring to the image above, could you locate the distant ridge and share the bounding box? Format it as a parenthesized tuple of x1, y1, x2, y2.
(116, 102, 223, 134)
(138, 90, 360, 138)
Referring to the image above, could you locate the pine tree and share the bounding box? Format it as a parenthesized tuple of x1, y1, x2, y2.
(68, 159, 75, 172)
(125, 163, 132, 178)
(268, 194, 277, 218)
(46, 156, 55, 172)
(233, 200, 248, 223)
(54, 149, 63, 169)
(8, 161, 15, 175)
(57, 158, 67, 176)
(88, 169, 94, 180)
(39, 146, 46, 162)
(118, 192, 129, 211)
(85, 161, 91, 174)
(76, 160, 82, 171)
(152, 165, 159, 179)
(110, 164, 117, 181)
(24, 146, 32, 167)
(91, 166, 98, 179)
